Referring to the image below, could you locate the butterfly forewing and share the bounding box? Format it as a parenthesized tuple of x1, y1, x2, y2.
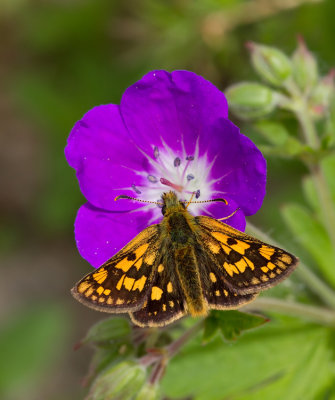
(130, 252, 186, 327)
(71, 225, 161, 313)
(195, 216, 298, 294)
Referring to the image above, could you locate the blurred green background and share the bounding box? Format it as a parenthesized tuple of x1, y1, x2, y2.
(1, 0, 335, 399)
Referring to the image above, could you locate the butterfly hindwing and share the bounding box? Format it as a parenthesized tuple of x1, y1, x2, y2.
(130, 252, 186, 327)
(71, 225, 161, 313)
(195, 216, 298, 294)
(195, 248, 258, 309)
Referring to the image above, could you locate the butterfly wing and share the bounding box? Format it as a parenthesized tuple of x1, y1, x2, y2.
(194, 216, 299, 294)
(195, 245, 258, 309)
(71, 224, 161, 313)
(130, 251, 186, 327)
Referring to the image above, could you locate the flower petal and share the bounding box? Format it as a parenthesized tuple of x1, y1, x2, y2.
(65, 104, 151, 210)
(120, 70, 229, 156)
(199, 196, 246, 232)
(205, 119, 266, 216)
(75, 203, 156, 268)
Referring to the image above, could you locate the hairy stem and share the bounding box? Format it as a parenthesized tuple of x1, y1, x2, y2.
(246, 222, 335, 309)
(167, 320, 204, 358)
(292, 91, 335, 251)
(243, 297, 335, 326)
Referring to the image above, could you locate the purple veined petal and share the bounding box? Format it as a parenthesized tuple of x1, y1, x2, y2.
(120, 70, 229, 156)
(75, 203, 158, 268)
(198, 196, 246, 232)
(204, 119, 266, 217)
(65, 104, 153, 211)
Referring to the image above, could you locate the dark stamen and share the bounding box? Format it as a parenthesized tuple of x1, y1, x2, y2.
(131, 184, 142, 194)
(187, 174, 194, 181)
(195, 189, 200, 199)
(147, 175, 158, 183)
(186, 155, 194, 161)
(154, 146, 159, 158)
(174, 157, 181, 167)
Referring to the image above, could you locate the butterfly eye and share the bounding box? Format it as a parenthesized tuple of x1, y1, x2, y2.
(161, 205, 166, 215)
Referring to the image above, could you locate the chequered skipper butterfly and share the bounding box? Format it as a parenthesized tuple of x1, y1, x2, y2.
(71, 191, 298, 327)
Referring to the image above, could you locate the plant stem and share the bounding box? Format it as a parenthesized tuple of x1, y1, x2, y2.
(167, 320, 204, 358)
(296, 108, 320, 149)
(243, 297, 335, 326)
(147, 320, 204, 385)
(295, 103, 335, 254)
(246, 222, 335, 309)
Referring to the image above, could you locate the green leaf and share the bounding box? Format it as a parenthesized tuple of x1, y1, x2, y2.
(162, 321, 332, 400)
(233, 331, 334, 400)
(0, 304, 68, 399)
(302, 175, 319, 213)
(213, 310, 268, 342)
(82, 317, 131, 347)
(202, 315, 219, 344)
(282, 203, 335, 286)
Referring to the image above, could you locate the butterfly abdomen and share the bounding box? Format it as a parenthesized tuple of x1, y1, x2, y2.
(175, 246, 208, 316)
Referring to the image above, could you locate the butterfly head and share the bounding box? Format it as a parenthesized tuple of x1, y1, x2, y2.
(161, 191, 186, 216)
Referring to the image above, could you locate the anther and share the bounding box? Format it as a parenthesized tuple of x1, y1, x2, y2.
(174, 157, 181, 167)
(131, 184, 142, 194)
(154, 146, 159, 158)
(147, 175, 158, 183)
(195, 189, 200, 198)
(186, 155, 194, 161)
(187, 174, 194, 181)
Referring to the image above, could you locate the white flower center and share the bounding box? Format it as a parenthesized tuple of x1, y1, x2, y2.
(130, 139, 221, 222)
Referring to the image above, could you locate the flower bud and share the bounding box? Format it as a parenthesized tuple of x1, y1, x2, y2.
(309, 69, 335, 118)
(225, 82, 279, 119)
(292, 36, 318, 91)
(135, 383, 159, 400)
(87, 361, 146, 400)
(246, 42, 292, 87)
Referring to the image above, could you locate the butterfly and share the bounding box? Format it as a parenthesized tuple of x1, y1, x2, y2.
(71, 191, 298, 327)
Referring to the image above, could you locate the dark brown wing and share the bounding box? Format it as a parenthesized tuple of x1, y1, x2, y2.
(194, 244, 258, 309)
(130, 251, 185, 327)
(194, 216, 299, 294)
(71, 225, 161, 313)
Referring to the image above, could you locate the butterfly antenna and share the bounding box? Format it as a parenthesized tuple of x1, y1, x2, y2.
(114, 195, 163, 206)
(218, 207, 240, 221)
(183, 197, 228, 206)
(185, 192, 196, 209)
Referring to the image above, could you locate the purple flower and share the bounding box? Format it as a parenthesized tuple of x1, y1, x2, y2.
(65, 70, 266, 268)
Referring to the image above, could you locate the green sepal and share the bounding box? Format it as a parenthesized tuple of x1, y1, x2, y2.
(225, 82, 279, 120)
(247, 42, 292, 87)
(255, 120, 289, 146)
(292, 37, 318, 91)
(87, 361, 146, 400)
(135, 383, 160, 400)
